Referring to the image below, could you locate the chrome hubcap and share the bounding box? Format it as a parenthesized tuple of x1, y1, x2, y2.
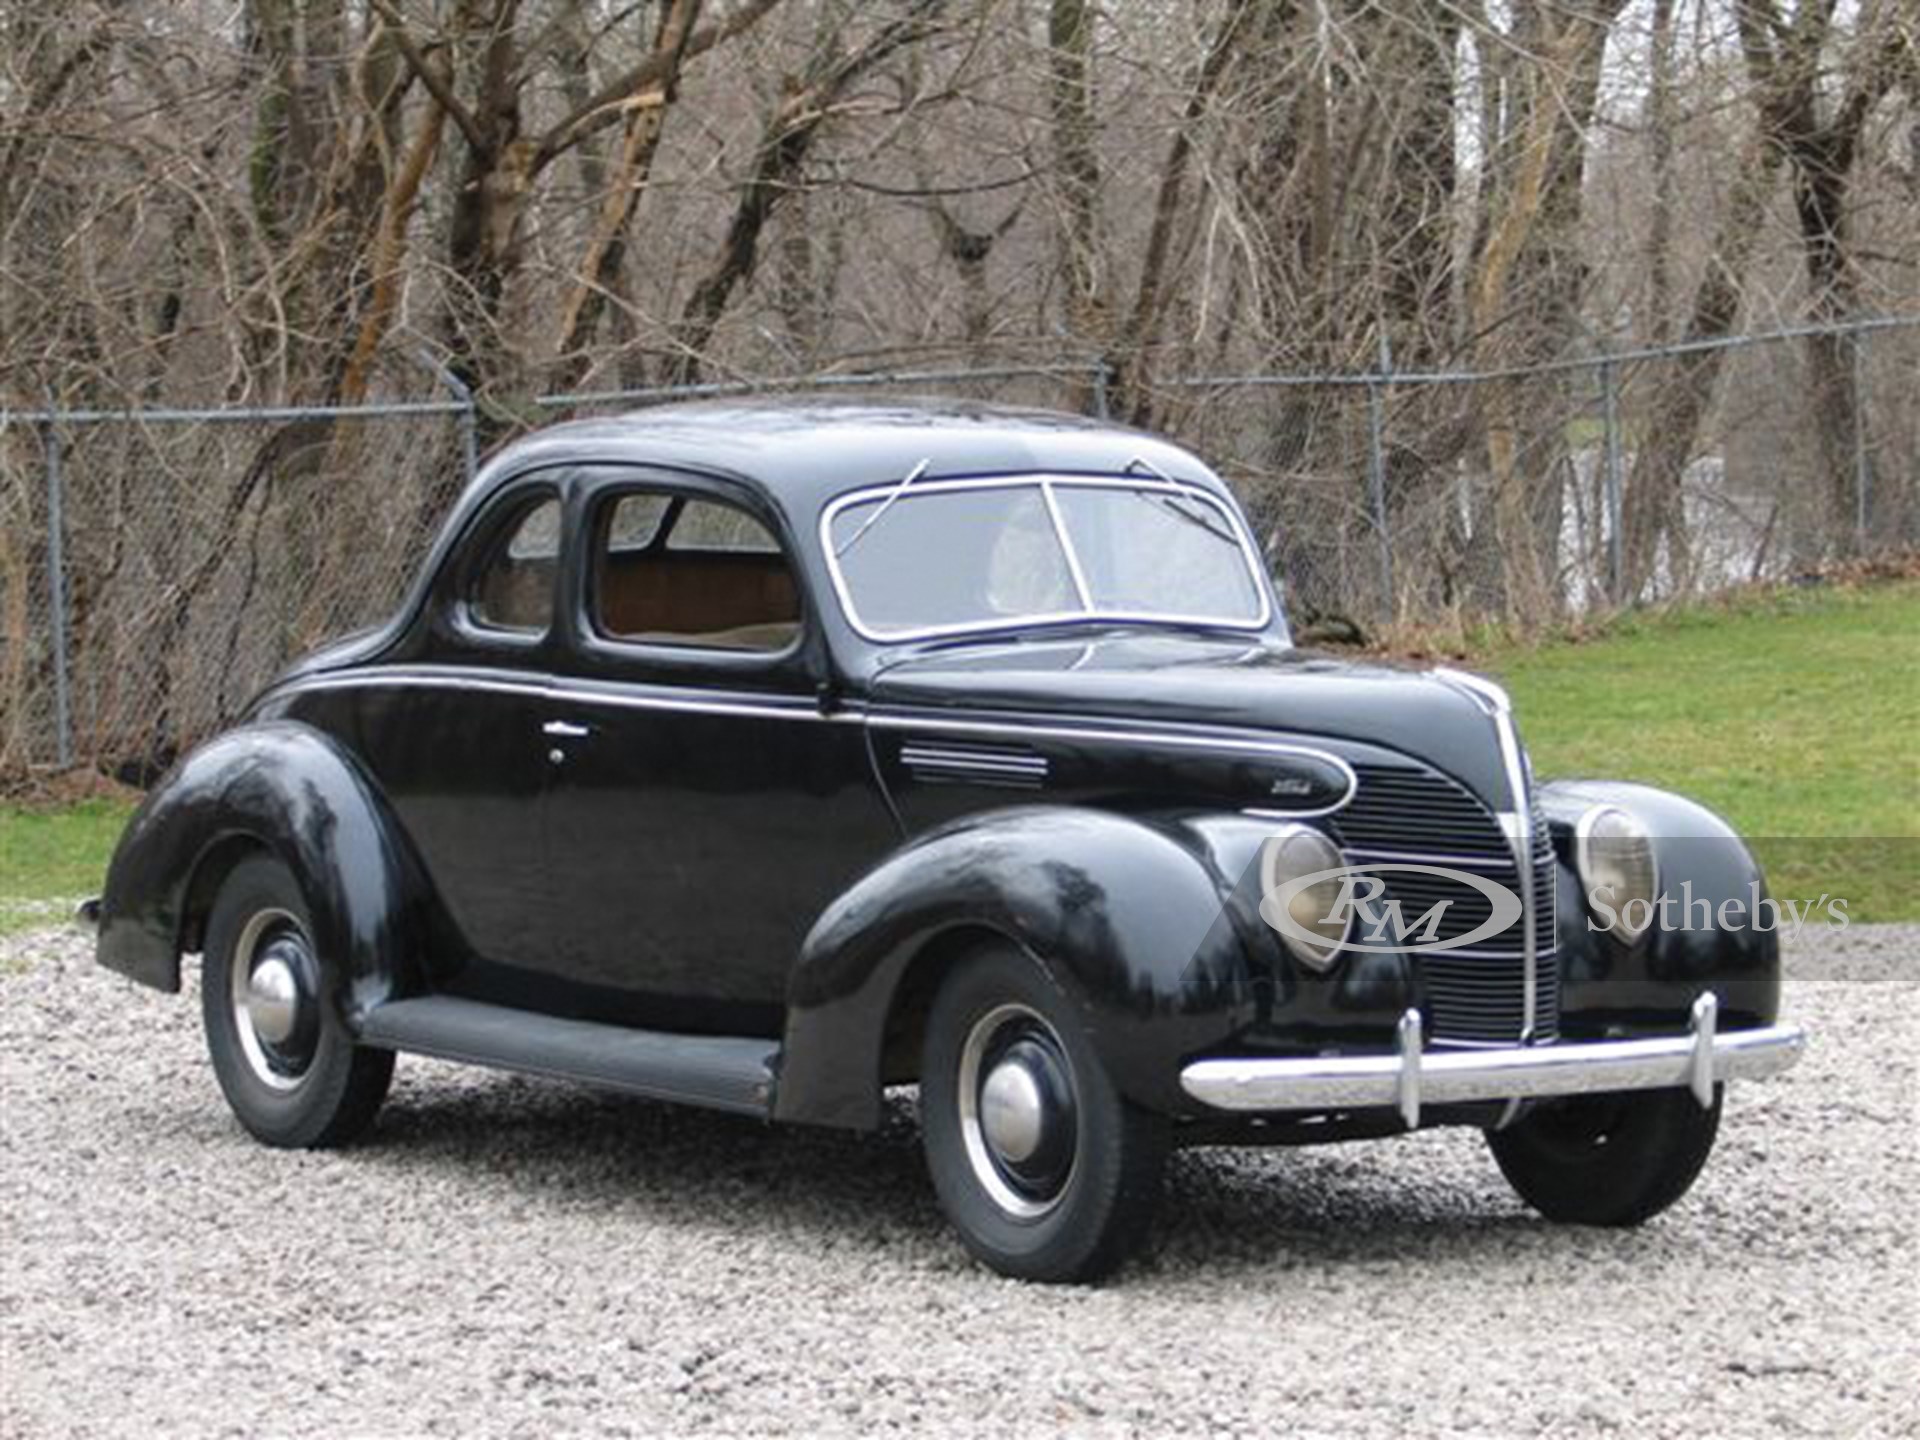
(979, 1058, 1045, 1163)
(246, 956, 300, 1044)
(229, 909, 318, 1091)
(957, 1004, 1078, 1219)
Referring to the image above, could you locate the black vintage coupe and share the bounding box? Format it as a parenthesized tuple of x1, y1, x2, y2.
(94, 400, 1804, 1281)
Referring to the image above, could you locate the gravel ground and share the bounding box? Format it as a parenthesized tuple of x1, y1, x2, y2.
(2, 924, 1914, 1438)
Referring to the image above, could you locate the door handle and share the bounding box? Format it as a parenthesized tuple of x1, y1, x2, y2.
(542, 720, 591, 738)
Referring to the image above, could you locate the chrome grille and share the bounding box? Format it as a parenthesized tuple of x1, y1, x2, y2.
(1333, 765, 1511, 859)
(1333, 763, 1560, 1045)
(1529, 799, 1560, 1040)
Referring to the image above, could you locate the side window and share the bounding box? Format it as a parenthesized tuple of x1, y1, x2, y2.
(594, 491, 800, 652)
(607, 493, 671, 553)
(470, 496, 560, 634)
(666, 499, 781, 553)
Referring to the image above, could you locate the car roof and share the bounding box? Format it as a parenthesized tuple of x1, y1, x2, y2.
(472, 396, 1231, 520)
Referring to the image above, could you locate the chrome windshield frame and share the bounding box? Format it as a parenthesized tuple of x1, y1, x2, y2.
(816, 473, 1278, 644)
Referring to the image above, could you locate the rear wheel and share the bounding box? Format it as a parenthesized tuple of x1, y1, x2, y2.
(1486, 1087, 1721, 1226)
(920, 945, 1167, 1282)
(201, 854, 393, 1148)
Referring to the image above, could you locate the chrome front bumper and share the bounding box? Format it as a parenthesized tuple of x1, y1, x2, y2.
(1181, 993, 1805, 1129)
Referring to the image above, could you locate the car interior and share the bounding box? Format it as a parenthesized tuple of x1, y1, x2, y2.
(469, 490, 802, 652)
(593, 492, 801, 653)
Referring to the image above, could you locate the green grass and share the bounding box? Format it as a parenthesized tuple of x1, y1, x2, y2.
(1482, 581, 1919, 920)
(0, 798, 136, 936)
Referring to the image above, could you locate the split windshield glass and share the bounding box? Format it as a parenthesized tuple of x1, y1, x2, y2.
(825, 478, 1268, 639)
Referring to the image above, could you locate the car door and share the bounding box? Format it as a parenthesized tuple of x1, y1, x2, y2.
(535, 468, 894, 1036)
(336, 480, 562, 985)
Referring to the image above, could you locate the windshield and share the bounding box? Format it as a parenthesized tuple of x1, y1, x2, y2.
(823, 477, 1270, 640)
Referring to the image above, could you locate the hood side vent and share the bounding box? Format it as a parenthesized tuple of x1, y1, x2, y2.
(897, 740, 1049, 789)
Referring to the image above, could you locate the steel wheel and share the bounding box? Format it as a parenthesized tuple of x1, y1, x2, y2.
(227, 907, 321, 1092)
(921, 944, 1167, 1283)
(957, 1003, 1080, 1219)
(202, 854, 393, 1149)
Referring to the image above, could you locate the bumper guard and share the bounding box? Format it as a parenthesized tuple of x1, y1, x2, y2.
(1180, 993, 1805, 1128)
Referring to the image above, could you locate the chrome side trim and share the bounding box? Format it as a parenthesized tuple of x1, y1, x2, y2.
(868, 713, 1357, 815)
(276, 668, 845, 724)
(1181, 996, 1804, 1117)
(817, 473, 1277, 644)
(277, 669, 1361, 812)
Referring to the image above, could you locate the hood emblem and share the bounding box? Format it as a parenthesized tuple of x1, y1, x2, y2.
(1240, 755, 1355, 817)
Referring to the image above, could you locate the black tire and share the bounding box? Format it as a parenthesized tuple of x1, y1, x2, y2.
(1486, 1086, 1722, 1226)
(921, 945, 1168, 1283)
(201, 853, 393, 1149)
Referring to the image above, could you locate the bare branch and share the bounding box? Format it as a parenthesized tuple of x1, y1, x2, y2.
(534, 0, 787, 173)
(364, 0, 488, 154)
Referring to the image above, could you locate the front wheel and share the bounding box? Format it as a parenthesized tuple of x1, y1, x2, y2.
(201, 854, 394, 1148)
(1486, 1087, 1721, 1226)
(920, 946, 1168, 1283)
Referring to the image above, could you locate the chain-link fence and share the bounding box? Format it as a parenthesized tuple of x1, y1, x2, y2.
(1146, 316, 1917, 627)
(4, 318, 1914, 783)
(2, 401, 473, 781)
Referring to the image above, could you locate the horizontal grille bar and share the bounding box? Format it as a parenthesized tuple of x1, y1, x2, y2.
(1334, 760, 1561, 1044)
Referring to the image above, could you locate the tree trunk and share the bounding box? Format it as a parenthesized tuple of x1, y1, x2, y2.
(1047, 0, 1107, 407)
(1646, 0, 1676, 342)
(1113, 0, 1257, 423)
(441, 0, 529, 421)
(1619, 132, 1782, 599)
(551, 0, 704, 393)
(668, 4, 939, 384)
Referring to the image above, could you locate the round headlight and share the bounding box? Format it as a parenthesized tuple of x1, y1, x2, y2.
(1257, 825, 1351, 971)
(1575, 805, 1658, 944)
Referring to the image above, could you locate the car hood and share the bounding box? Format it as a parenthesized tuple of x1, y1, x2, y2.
(867, 632, 1518, 806)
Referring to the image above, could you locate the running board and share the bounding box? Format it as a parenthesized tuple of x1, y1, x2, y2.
(358, 997, 778, 1117)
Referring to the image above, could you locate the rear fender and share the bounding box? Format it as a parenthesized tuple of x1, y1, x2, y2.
(96, 721, 428, 1020)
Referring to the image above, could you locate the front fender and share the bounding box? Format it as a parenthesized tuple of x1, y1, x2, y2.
(96, 721, 428, 1019)
(1541, 779, 1781, 1033)
(775, 806, 1260, 1130)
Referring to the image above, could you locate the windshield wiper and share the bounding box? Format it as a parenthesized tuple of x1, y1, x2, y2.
(1123, 455, 1180, 488)
(834, 458, 932, 557)
(1132, 488, 1238, 545)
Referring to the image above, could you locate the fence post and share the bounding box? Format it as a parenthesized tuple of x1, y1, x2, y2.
(1090, 359, 1111, 421)
(1600, 357, 1624, 605)
(1851, 325, 1871, 551)
(40, 420, 73, 769)
(1365, 333, 1394, 623)
(451, 373, 479, 484)
(417, 349, 479, 482)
